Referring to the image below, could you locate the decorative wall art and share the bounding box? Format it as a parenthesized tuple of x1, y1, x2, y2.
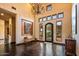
(21, 19, 33, 35)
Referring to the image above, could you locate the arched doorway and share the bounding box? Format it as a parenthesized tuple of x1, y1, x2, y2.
(45, 23, 53, 42)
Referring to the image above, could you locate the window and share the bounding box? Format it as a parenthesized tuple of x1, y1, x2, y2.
(52, 14, 57, 19)
(58, 12, 64, 18)
(56, 21, 62, 42)
(39, 23, 43, 39)
(39, 18, 43, 22)
(72, 4, 77, 38)
(57, 21, 62, 26)
(46, 4, 52, 11)
(43, 17, 47, 22)
(47, 16, 52, 20)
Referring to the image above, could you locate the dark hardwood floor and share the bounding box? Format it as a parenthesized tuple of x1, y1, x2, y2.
(0, 42, 65, 56)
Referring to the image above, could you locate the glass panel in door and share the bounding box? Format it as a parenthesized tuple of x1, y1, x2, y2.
(45, 23, 53, 42)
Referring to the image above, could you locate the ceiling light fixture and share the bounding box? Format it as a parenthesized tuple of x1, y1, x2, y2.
(1, 13, 4, 16)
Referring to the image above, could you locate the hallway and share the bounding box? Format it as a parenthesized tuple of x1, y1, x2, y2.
(0, 42, 65, 56)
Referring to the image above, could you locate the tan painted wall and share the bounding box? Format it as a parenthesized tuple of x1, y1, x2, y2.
(0, 3, 35, 44)
(0, 20, 4, 44)
(35, 3, 72, 43)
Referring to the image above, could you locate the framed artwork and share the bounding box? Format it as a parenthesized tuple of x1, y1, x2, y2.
(21, 19, 33, 35)
(56, 21, 62, 41)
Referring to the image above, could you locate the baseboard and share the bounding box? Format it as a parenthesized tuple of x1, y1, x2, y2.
(16, 40, 65, 46)
(16, 40, 36, 46)
(11, 42, 16, 44)
(16, 42, 25, 46)
(32, 40, 65, 45)
(32, 40, 45, 42)
(53, 42, 65, 46)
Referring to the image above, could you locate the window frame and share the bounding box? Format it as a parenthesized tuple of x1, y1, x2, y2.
(52, 14, 57, 20)
(58, 12, 64, 19)
(42, 17, 47, 22)
(47, 15, 52, 21)
(56, 21, 62, 42)
(39, 18, 43, 22)
(46, 4, 52, 11)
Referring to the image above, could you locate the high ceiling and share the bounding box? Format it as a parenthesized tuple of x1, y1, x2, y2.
(30, 3, 43, 14)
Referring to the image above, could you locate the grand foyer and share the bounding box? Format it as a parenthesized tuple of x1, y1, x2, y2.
(0, 3, 78, 56)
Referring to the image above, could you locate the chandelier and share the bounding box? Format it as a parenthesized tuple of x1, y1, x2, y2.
(31, 3, 41, 14)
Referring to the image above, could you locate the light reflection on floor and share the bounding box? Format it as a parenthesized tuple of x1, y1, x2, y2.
(0, 42, 65, 56)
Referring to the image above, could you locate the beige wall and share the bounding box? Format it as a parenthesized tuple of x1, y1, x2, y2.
(0, 20, 4, 44)
(35, 3, 72, 43)
(0, 3, 35, 44)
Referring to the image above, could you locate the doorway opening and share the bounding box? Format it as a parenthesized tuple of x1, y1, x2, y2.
(0, 8, 16, 45)
(45, 23, 53, 42)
